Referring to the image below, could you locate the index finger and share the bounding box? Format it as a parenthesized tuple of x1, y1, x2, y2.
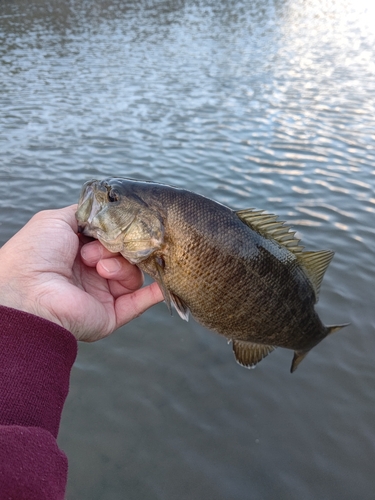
(114, 281, 164, 328)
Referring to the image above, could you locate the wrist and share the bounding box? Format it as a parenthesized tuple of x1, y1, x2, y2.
(0, 281, 64, 330)
(0, 281, 26, 313)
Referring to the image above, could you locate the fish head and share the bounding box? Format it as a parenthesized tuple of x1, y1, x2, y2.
(76, 178, 164, 263)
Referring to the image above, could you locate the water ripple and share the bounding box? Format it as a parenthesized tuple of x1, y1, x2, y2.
(1, 0, 375, 499)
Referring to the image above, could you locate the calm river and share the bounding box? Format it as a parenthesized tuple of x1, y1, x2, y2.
(1, 0, 375, 498)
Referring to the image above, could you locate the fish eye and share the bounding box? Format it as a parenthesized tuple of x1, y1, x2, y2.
(106, 186, 119, 203)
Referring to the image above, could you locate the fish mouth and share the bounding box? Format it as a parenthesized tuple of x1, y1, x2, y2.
(76, 180, 104, 236)
(76, 179, 128, 244)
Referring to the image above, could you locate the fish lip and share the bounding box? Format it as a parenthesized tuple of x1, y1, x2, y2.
(76, 181, 126, 242)
(78, 180, 98, 204)
(86, 192, 102, 225)
(76, 180, 105, 232)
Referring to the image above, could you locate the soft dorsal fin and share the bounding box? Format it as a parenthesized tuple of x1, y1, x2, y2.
(232, 340, 275, 369)
(236, 208, 304, 255)
(298, 250, 334, 301)
(236, 208, 334, 301)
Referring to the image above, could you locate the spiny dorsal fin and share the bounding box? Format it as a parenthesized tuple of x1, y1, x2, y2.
(298, 250, 334, 302)
(232, 340, 275, 369)
(236, 208, 304, 255)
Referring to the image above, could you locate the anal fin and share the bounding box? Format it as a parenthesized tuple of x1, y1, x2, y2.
(232, 340, 275, 369)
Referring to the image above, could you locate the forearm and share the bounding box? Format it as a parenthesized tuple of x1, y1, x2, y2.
(0, 306, 77, 499)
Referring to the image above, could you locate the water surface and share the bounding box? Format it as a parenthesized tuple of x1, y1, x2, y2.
(1, 1, 375, 499)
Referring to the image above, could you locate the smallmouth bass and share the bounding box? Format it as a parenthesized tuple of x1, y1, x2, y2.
(76, 178, 348, 372)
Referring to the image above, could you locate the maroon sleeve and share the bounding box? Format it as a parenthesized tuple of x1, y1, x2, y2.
(0, 306, 77, 499)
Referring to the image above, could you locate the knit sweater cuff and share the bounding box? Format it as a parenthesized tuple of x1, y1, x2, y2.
(0, 306, 77, 438)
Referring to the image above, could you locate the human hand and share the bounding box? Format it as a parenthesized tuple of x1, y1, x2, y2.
(0, 205, 163, 341)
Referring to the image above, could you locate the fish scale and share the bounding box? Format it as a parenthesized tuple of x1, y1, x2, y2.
(76, 178, 349, 373)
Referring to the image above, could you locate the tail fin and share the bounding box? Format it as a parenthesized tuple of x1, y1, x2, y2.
(290, 323, 350, 373)
(326, 323, 350, 335)
(290, 351, 309, 373)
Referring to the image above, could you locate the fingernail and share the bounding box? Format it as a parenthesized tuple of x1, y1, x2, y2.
(101, 258, 121, 274)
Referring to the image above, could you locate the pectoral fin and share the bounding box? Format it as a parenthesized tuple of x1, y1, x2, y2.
(232, 340, 275, 369)
(171, 292, 190, 322)
(154, 257, 172, 315)
(154, 257, 190, 321)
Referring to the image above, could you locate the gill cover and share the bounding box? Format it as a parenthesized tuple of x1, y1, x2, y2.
(76, 179, 165, 264)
